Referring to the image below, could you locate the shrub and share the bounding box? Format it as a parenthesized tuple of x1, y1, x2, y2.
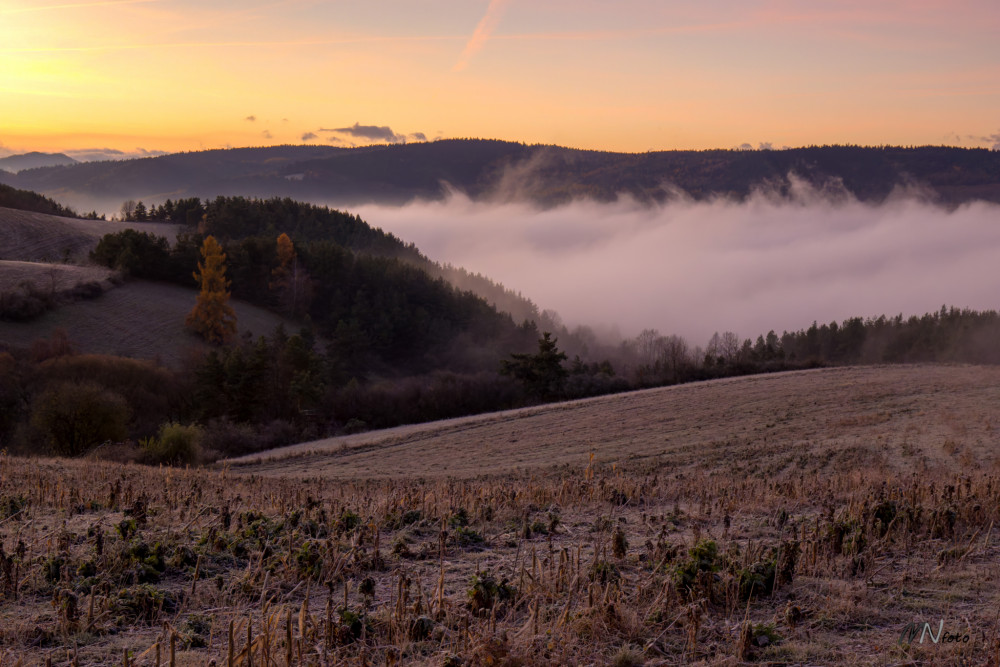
(0, 495, 28, 520)
(672, 539, 720, 597)
(37, 354, 184, 438)
(200, 417, 263, 458)
(28, 329, 76, 363)
(30, 381, 129, 457)
(0, 279, 104, 323)
(66, 281, 103, 300)
(91, 229, 171, 279)
(467, 573, 516, 612)
(111, 584, 175, 624)
(451, 526, 485, 548)
(142, 423, 202, 466)
(738, 559, 776, 600)
(0, 288, 49, 321)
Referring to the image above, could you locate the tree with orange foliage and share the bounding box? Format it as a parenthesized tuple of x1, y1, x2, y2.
(270, 232, 311, 316)
(186, 235, 237, 344)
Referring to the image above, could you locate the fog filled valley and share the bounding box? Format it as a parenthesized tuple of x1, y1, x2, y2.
(356, 184, 1000, 345)
(4, 174, 1000, 460)
(5, 0, 1000, 656)
(2, 163, 1000, 664)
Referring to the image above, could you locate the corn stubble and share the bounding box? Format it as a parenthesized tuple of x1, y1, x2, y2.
(0, 448, 998, 666)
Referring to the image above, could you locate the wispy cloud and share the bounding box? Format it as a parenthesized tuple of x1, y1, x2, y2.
(301, 132, 318, 141)
(982, 131, 1000, 150)
(453, 0, 510, 72)
(245, 115, 256, 122)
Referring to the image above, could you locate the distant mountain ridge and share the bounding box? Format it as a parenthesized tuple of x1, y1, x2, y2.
(1, 141, 999, 212)
(0, 151, 78, 173)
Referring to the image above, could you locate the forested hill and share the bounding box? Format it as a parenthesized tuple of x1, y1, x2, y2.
(129, 195, 543, 324)
(0, 182, 81, 218)
(91, 195, 546, 376)
(2, 142, 998, 210)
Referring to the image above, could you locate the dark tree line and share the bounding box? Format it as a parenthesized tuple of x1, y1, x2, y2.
(779, 308, 1000, 365)
(619, 306, 1000, 390)
(0, 183, 82, 218)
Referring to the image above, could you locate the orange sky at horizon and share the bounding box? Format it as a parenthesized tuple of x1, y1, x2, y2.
(2, 0, 998, 159)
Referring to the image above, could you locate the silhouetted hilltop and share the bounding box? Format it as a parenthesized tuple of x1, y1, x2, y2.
(0, 151, 78, 173)
(1, 141, 998, 212)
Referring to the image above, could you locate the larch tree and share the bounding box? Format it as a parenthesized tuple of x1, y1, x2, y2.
(270, 232, 311, 316)
(186, 235, 237, 344)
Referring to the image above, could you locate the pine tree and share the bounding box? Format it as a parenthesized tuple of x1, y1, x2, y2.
(186, 235, 237, 344)
(500, 332, 568, 398)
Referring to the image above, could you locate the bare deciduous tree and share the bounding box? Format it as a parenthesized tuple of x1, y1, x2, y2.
(119, 199, 137, 221)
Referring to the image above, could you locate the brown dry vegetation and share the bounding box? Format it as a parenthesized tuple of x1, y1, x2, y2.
(0, 281, 303, 367)
(233, 364, 1000, 480)
(1, 365, 1000, 665)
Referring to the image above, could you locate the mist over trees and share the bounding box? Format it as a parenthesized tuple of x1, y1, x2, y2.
(615, 307, 1000, 386)
(76, 190, 1000, 461)
(6, 188, 1000, 461)
(5, 141, 1000, 210)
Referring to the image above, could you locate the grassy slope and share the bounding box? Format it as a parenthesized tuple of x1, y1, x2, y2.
(0, 260, 112, 292)
(0, 206, 303, 364)
(0, 206, 179, 263)
(0, 280, 298, 365)
(2, 364, 998, 664)
(232, 363, 1000, 479)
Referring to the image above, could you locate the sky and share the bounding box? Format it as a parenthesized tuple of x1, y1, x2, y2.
(1, 0, 999, 158)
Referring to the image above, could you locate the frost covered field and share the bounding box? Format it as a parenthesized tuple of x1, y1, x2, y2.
(2, 364, 998, 664)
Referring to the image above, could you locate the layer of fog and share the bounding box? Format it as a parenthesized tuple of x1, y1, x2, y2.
(354, 186, 1000, 346)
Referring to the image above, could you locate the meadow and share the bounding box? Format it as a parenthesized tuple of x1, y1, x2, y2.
(1, 364, 997, 665)
(0, 207, 303, 366)
(0, 208, 178, 264)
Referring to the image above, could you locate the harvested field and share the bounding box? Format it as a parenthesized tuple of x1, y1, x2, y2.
(1, 365, 998, 664)
(0, 280, 299, 365)
(0, 206, 179, 263)
(233, 363, 1000, 480)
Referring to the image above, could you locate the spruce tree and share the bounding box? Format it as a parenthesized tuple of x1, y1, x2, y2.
(500, 332, 568, 399)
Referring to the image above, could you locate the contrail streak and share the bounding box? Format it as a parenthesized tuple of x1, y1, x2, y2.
(453, 0, 510, 72)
